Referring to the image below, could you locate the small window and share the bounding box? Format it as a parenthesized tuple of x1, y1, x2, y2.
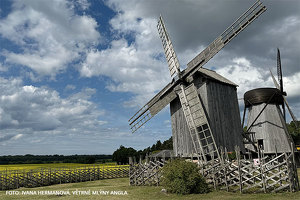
(258, 139, 264, 150)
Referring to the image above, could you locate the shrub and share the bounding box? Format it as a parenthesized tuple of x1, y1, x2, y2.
(227, 151, 236, 160)
(161, 159, 209, 195)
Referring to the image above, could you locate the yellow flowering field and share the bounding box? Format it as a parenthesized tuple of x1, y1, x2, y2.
(0, 162, 127, 172)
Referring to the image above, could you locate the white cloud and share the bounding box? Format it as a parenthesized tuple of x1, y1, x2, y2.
(216, 57, 272, 98)
(65, 84, 76, 90)
(284, 72, 300, 98)
(0, 0, 100, 76)
(73, 0, 91, 10)
(80, 15, 171, 107)
(0, 77, 106, 142)
(12, 134, 23, 140)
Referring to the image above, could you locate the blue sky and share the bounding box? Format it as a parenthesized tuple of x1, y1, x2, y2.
(0, 0, 299, 155)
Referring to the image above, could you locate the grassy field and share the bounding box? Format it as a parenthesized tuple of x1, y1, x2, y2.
(0, 163, 120, 172)
(0, 178, 300, 200)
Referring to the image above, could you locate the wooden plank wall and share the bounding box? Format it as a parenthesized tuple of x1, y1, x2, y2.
(170, 75, 244, 157)
(246, 103, 292, 153)
(170, 97, 193, 157)
(204, 80, 245, 152)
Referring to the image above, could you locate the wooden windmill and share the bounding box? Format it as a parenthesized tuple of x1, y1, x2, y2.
(242, 49, 298, 154)
(129, 0, 266, 162)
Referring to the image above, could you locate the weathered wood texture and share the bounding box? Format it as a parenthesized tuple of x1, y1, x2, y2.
(129, 159, 165, 186)
(246, 103, 292, 153)
(171, 73, 244, 157)
(201, 148, 299, 193)
(129, 148, 300, 193)
(0, 165, 129, 190)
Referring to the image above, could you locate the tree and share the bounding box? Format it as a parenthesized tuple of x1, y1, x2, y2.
(287, 121, 300, 143)
(112, 145, 137, 165)
(155, 140, 162, 150)
(162, 137, 173, 149)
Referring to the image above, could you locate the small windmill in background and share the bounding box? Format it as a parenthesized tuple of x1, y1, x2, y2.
(242, 48, 298, 154)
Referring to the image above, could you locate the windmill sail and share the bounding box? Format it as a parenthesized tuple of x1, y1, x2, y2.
(277, 48, 283, 92)
(270, 70, 298, 128)
(186, 0, 266, 76)
(178, 83, 220, 161)
(129, 82, 177, 133)
(277, 48, 286, 121)
(157, 16, 180, 77)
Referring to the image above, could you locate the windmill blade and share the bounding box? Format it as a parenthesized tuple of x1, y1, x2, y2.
(277, 48, 286, 121)
(283, 98, 298, 128)
(277, 48, 283, 92)
(129, 82, 177, 133)
(157, 16, 180, 77)
(270, 69, 280, 89)
(270, 70, 298, 128)
(178, 83, 220, 161)
(186, 0, 266, 77)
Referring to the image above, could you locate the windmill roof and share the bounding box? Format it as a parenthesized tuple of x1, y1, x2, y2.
(197, 68, 238, 87)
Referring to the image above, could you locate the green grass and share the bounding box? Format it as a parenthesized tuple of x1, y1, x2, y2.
(0, 163, 120, 172)
(0, 178, 300, 200)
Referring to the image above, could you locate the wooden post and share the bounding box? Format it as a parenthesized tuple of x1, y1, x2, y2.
(225, 147, 229, 161)
(236, 146, 242, 193)
(291, 142, 299, 191)
(221, 148, 229, 192)
(156, 161, 159, 186)
(211, 152, 216, 190)
(284, 152, 293, 192)
(258, 147, 266, 193)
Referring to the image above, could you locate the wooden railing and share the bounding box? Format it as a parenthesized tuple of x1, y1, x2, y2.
(129, 147, 299, 193)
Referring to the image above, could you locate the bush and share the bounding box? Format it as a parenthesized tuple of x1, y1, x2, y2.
(161, 159, 209, 195)
(227, 151, 236, 160)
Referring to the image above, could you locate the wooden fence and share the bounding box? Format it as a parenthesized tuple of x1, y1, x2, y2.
(129, 147, 299, 193)
(0, 165, 129, 190)
(129, 158, 165, 186)
(201, 147, 299, 193)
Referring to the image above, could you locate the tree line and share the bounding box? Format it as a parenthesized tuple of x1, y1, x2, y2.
(0, 154, 112, 165)
(112, 137, 173, 165)
(287, 121, 300, 143)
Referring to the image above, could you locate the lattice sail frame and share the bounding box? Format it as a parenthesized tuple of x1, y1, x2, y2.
(157, 16, 180, 77)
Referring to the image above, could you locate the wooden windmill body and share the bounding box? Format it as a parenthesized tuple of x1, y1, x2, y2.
(129, 0, 266, 162)
(171, 68, 245, 157)
(244, 88, 293, 154)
